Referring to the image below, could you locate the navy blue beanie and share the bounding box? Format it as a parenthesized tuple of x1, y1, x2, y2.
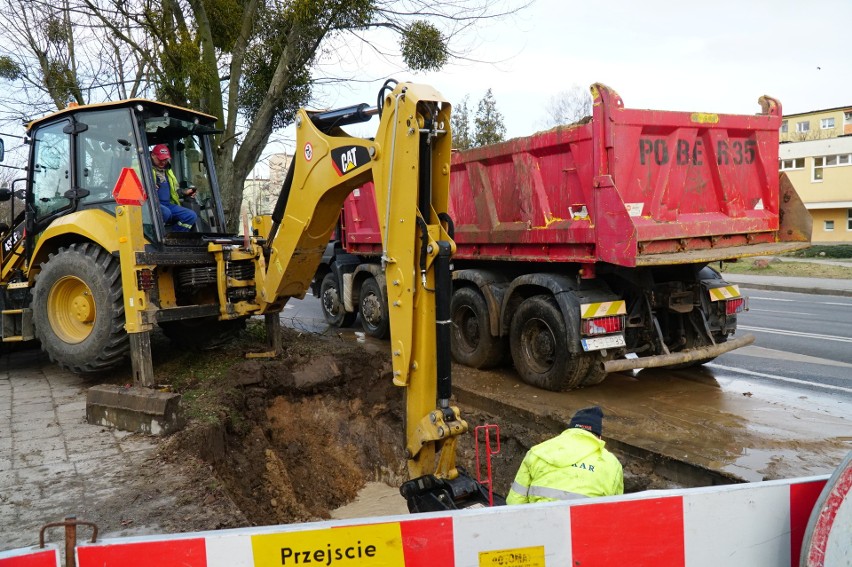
(569, 406, 603, 437)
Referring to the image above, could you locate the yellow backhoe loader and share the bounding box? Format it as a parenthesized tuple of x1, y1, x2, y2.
(0, 80, 492, 511)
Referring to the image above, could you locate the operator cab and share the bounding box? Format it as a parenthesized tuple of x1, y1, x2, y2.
(21, 99, 229, 247)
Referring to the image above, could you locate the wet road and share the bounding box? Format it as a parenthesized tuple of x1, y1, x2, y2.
(712, 289, 852, 394)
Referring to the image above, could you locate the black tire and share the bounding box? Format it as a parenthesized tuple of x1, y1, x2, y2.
(32, 243, 128, 372)
(509, 295, 589, 391)
(579, 349, 624, 387)
(451, 287, 506, 368)
(319, 272, 356, 328)
(159, 317, 246, 350)
(359, 276, 389, 339)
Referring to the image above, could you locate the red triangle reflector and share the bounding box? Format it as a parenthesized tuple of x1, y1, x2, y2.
(112, 167, 147, 205)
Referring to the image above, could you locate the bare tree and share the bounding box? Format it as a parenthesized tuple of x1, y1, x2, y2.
(544, 85, 592, 127)
(0, 0, 530, 231)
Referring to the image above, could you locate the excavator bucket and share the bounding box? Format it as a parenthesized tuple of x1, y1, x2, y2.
(400, 468, 505, 512)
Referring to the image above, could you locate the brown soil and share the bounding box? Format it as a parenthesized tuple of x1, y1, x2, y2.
(149, 325, 671, 531)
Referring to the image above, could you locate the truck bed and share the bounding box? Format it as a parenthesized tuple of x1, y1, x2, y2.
(340, 84, 811, 267)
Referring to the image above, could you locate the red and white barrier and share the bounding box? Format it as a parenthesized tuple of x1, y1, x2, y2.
(801, 450, 852, 567)
(0, 545, 59, 567)
(75, 476, 830, 567)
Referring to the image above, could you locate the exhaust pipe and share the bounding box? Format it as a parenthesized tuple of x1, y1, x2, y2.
(602, 334, 755, 374)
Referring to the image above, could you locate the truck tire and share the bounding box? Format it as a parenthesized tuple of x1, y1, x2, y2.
(159, 317, 246, 349)
(320, 273, 356, 328)
(510, 295, 589, 391)
(450, 287, 506, 368)
(360, 277, 389, 339)
(32, 243, 129, 372)
(579, 349, 622, 387)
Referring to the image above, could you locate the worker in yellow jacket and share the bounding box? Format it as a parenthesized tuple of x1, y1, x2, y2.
(506, 406, 623, 504)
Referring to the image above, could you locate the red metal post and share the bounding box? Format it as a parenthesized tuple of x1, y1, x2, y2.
(475, 424, 501, 507)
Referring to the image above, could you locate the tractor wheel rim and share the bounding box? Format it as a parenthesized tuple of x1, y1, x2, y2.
(48, 275, 95, 344)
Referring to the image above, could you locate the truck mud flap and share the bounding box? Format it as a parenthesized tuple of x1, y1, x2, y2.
(602, 333, 755, 373)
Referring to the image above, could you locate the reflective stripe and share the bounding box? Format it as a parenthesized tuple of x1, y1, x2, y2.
(708, 285, 741, 302)
(580, 301, 627, 318)
(511, 481, 588, 501)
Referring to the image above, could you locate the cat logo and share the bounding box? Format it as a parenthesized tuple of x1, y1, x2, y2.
(331, 145, 370, 177)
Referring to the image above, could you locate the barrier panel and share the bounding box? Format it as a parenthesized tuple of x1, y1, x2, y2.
(800, 450, 852, 566)
(0, 545, 60, 567)
(76, 476, 829, 567)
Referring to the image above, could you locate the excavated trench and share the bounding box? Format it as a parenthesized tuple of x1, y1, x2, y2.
(162, 327, 687, 526)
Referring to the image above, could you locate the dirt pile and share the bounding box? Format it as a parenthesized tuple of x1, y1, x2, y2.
(155, 325, 669, 529)
(160, 328, 411, 526)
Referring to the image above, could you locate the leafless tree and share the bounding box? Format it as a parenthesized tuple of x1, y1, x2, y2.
(0, 0, 530, 231)
(544, 85, 593, 127)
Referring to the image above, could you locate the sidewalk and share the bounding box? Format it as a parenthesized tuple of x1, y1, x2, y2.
(722, 273, 852, 298)
(0, 347, 242, 552)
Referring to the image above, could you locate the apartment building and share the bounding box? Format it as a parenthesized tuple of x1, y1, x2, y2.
(240, 152, 292, 228)
(778, 106, 852, 243)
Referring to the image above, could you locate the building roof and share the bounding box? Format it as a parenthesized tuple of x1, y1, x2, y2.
(783, 105, 852, 119)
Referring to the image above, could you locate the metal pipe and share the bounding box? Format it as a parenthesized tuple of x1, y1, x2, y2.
(602, 333, 755, 373)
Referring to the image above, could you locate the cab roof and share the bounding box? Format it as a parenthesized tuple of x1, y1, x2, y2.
(27, 98, 218, 131)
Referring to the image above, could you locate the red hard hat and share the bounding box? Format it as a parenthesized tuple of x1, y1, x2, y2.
(151, 144, 171, 160)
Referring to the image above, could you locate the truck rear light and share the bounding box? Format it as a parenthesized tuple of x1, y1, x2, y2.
(725, 297, 745, 315)
(581, 315, 624, 336)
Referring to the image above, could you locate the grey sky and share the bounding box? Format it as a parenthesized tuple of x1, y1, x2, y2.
(312, 0, 851, 141)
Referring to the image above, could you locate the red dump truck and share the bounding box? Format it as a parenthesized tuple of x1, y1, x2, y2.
(312, 84, 812, 391)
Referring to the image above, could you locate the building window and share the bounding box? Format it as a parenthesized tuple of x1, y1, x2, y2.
(821, 117, 835, 129)
(845, 111, 852, 124)
(779, 158, 805, 171)
(824, 220, 834, 231)
(848, 209, 852, 231)
(780, 120, 788, 133)
(813, 157, 824, 181)
(796, 121, 810, 133)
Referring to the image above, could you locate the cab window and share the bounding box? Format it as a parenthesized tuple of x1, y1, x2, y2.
(31, 120, 71, 221)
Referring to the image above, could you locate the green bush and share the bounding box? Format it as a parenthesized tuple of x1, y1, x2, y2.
(785, 245, 852, 259)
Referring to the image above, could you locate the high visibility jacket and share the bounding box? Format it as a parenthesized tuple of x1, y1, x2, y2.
(153, 167, 181, 206)
(506, 428, 623, 504)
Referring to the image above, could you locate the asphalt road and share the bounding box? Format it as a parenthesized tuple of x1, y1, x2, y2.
(710, 289, 852, 395)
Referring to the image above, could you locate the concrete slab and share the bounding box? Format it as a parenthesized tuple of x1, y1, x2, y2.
(85, 384, 183, 435)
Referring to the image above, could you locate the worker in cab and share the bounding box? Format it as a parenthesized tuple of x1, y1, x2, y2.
(150, 144, 197, 232)
(506, 406, 623, 504)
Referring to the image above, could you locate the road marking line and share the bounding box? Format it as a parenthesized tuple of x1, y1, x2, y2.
(707, 363, 852, 395)
(747, 308, 811, 316)
(738, 325, 852, 343)
(749, 297, 794, 302)
(821, 302, 852, 307)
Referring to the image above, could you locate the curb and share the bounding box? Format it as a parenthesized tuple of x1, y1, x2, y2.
(730, 282, 852, 298)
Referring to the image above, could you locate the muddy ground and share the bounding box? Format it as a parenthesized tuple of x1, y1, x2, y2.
(115, 323, 673, 534)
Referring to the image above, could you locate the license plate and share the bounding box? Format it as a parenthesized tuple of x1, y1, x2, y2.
(581, 334, 626, 352)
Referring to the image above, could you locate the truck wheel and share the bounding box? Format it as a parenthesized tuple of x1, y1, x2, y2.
(360, 277, 389, 339)
(451, 287, 506, 368)
(579, 349, 623, 387)
(320, 273, 356, 328)
(510, 295, 589, 391)
(32, 243, 129, 372)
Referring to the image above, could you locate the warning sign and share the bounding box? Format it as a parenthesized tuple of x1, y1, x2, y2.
(112, 167, 147, 205)
(252, 523, 405, 567)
